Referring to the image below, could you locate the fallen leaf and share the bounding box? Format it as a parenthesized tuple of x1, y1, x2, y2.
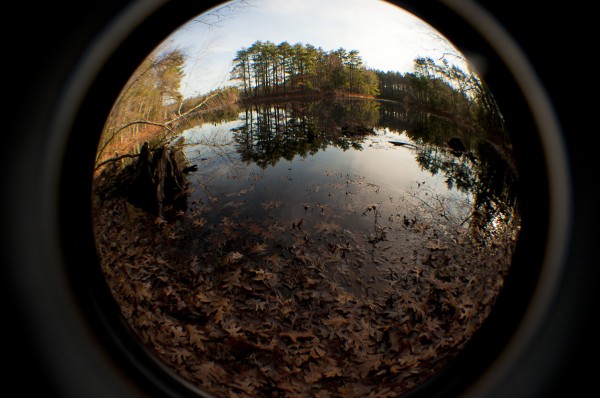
(264, 254, 282, 267)
(222, 320, 243, 337)
(324, 366, 343, 378)
(186, 325, 207, 351)
(223, 268, 243, 290)
(170, 347, 191, 365)
(193, 218, 207, 228)
(280, 330, 316, 343)
(250, 242, 269, 254)
(224, 251, 244, 265)
(304, 362, 323, 383)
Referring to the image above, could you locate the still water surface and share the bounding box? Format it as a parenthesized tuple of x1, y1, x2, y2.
(180, 99, 486, 247)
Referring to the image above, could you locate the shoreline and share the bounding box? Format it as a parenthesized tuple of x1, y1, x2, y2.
(238, 89, 379, 104)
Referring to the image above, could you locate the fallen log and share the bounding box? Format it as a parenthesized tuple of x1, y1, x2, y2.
(389, 141, 418, 148)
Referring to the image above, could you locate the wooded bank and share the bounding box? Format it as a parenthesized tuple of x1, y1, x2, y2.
(95, 45, 505, 181)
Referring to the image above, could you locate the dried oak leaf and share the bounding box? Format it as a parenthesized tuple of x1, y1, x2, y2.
(264, 254, 282, 267)
(222, 319, 243, 338)
(280, 330, 317, 343)
(357, 355, 383, 378)
(323, 364, 343, 378)
(210, 297, 231, 323)
(230, 374, 263, 396)
(223, 268, 243, 290)
(224, 251, 244, 265)
(169, 347, 192, 365)
(186, 324, 208, 351)
(193, 361, 228, 384)
(192, 218, 207, 228)
(169, 325, 187, 344)
(250, 242, 269, 254)
(304, 362, 323, 383)
(310, 344, 327, 359)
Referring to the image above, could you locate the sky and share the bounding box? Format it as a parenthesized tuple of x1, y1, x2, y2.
(157, 0, 470, 98)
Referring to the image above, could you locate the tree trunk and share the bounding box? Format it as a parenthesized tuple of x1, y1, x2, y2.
(125, 141, 191, 218)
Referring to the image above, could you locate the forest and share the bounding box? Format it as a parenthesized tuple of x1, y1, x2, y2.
(95, 49, 240, 170)
(377, 57, 504, 138)
(95, 42, 503, 171)
(230, 41, 380, 98)
(230, 41, 502, 137)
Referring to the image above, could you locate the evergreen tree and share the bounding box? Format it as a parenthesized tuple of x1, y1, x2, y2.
(230, 42, 379, 97)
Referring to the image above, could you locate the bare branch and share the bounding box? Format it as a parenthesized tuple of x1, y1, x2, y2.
(167, 91, 221, 124)
(190, 0, 255, 29)
(95, 153, 141, 170)
(96, 120, 175, 163)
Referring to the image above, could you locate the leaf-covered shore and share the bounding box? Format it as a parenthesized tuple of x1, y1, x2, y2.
(92, 161, 516, 397)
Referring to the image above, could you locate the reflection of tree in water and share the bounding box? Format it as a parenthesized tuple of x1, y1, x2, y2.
(232, 102, 325, 168)
(409, 144, 518, 243)
(467, 141, 519, 234)
(406, 116, 518, 234)
(231, 99, 518, 235)
(232, 100, 380, 168)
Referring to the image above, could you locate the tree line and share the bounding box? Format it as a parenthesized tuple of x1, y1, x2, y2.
(96, 48, 239, 169)
(95, 2, 251, 169)
(230, 42, 503, 137)
(376, 57, 504, 136)
(96, 42, 504, 170)
(230, 41, 380, 98)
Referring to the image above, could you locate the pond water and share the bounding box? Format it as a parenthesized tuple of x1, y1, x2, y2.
(183, 115, 465, 216)
(94, 98, 520, 396)
(179, 99, 516, 260)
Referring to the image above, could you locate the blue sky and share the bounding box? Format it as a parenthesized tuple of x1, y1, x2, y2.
(157, 0, 469, 98)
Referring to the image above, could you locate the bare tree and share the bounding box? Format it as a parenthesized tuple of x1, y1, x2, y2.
(95, 1, 253, 169)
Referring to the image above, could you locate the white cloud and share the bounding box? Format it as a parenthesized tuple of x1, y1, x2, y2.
(168, 0, 469, 97)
